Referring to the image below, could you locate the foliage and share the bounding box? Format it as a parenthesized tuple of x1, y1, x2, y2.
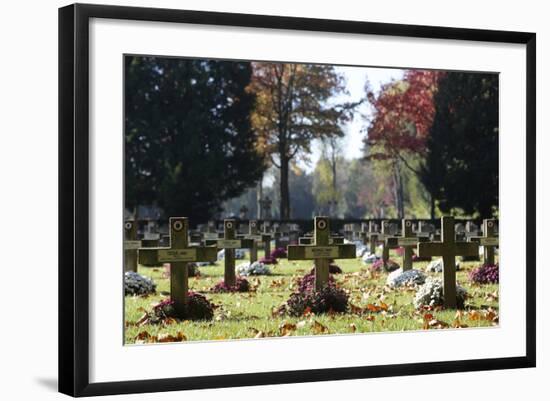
(270, 247, 288, 259)
(414, 277, 467, 309)
(370, 258, 400, 272)
(469, 264, 499, 284)
(259, 256, 278, 265)
(364, 70, 443, 218)
(420, 72, 499, 217)
(236, 261, 271, 276)
(150, 294, 214, 321)
(248, 62, 355, 218)
(124, 271, 156, 296)
(125, 56, 265, 223)
(211, 277, 251, 293)
(286, 282, 349, 317)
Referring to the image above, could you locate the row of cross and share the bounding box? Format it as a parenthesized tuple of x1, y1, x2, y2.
(125, 216, 499, 317)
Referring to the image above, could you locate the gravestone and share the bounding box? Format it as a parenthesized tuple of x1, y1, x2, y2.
(386, 219, 424, 271)
(138, 217, 217, 316)
(360, 222, 369, 246)
(461, 221, 481, 261)
(298, 235, 344, 245)
(261, 221, 272, 258)
(124, 220, 141, 273)
(245, 220, 261, 263)
(288, 216, 355, 290)
(208, 219, 254, 286)
(417, 216, 478, 308)
(469, 219, 499, 265)
(368, 221, 380, 256)
(381, 220, 400, 268)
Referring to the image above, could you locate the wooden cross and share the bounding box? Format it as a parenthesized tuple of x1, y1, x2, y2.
(417, 216, 478, 308)
(469, 219, 499, 265)
(298, 235, 344, 245)
(386, 219, 424, 271)
(367, 221, 380, 255)
(124, 220, 141, 273)
(244, 220, 261, 263)
(261, 221, 272, 258)
(288, 217, 355, 290)
(210, 219, 254, 286)
(381, 220, 399, 267)
(138, 217, 217, 316)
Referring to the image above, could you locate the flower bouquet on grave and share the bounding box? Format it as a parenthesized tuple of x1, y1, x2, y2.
(236, 261, 271, 276)
(370, 258, 400, 273)
(143, 293, 214, 322)
(124, 271, 157, 296)
(270, 247, 287, 259)
(211, 276, 251, 293)
(469, 263, 499, 284)
(276, 272, 348, 317)
(259, 255, 278, 265)
(414, 277, 468, 309)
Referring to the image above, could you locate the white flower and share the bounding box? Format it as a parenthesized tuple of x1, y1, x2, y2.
(236, 261, 271, 276)
(414, 277, 467, 309)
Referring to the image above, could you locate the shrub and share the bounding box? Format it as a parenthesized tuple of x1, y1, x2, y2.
(150, 293, 214, 321)
(211, 277, 250, 293)
(469, 264, 499, 284)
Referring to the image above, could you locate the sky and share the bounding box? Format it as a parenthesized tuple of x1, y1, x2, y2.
(298, 66, 404, 173)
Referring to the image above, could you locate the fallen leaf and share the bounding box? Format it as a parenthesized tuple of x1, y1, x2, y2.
(311, 320, 329, 334)
(279, 322, 297, 336)
(157, 332, 187, 342)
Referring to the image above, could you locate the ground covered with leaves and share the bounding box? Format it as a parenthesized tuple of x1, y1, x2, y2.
(125, 249, 499, 344)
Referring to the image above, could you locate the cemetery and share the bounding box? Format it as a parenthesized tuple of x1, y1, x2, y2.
(124, 57, 499, 344)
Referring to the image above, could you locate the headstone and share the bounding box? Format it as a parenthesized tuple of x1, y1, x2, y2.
(124, 220, 141, 272)
(417, 216, 478, 308)
(208, 219, 254, 286)
(469, 219, 499, 265)
(368, 221, 380, 256)
(288, 216, 355, 290)
(386, 219, 425, 271)
(244, 220, 261, 263)
(138, 217, 217, 316)
(261, 221, 272, 258)
(381, 220, 399, 268)
(461, 221, 481, 261)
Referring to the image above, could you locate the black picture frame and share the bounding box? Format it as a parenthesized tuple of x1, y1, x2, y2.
(59, 3, 536, 397)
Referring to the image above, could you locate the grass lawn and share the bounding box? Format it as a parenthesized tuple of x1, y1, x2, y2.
(124, 247, 499, 344)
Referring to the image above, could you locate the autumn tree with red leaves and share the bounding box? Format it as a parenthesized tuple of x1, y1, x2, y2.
(364, 70, 444, 218)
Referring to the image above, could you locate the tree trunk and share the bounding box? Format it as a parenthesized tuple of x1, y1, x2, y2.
(280, 157, 290, 219)
(430, 194, 436, 220)
(257, 172, 263, 219)
(392, 160, 405, 218)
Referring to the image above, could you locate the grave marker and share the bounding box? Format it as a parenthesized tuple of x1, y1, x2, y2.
(368, 221, 380, 255)
(261, 222, 272, 258)
(469, 219, 499, 265)
(124, 220, 141, 272)
(417, 216, 478, 308)
(386, 219, 426, 271)
(381, 220, 399, 268)
(138, 217, 217, 316)
(288, 217, 355, 290)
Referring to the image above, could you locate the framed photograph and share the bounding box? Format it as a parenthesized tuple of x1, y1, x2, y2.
(59, 3, 536, 397)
